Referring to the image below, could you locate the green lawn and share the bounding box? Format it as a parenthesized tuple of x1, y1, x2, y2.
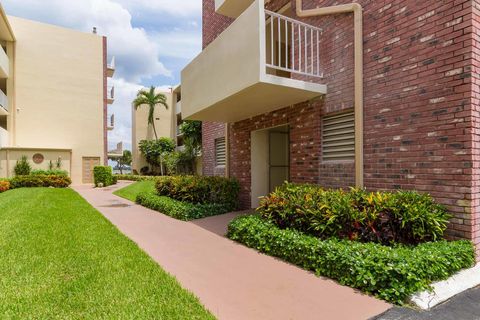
(114, 180, 156, 202)
(0, 188, 215, 319)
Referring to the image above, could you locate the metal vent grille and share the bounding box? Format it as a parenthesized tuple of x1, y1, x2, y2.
(215, 137, 226, 167)
(322, 111, 355, 161)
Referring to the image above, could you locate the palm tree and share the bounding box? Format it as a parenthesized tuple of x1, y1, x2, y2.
(133, 86, 169, 140)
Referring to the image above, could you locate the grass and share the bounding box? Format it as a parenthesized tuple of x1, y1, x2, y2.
(0, 188, 215, 319)
(114, 180, 156, 202)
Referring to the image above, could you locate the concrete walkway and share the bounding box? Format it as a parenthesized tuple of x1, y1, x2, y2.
(73, 182, 391, 320)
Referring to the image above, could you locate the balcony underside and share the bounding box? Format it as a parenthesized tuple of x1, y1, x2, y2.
(185, 75, 326, 123)
(106, 67, 115, 78)
(0, 106, 6, 116)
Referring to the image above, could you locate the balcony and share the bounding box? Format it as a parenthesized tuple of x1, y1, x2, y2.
(215, 0, 255, 18)
(107, 56, 115, 77)
(107, 86, 115, 104)
(0, 126, 8, 148)
(181, 0, 327, 123)
(0, 89, 7, 115)
(107, 114, 114, 131)
(175, 100, 182, 115)
(0, 45, 9, 78)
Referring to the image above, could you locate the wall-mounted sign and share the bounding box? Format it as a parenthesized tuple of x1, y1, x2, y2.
(32, 153, 44, 164)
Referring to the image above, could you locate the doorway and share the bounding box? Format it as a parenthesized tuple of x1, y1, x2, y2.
(82, 157, 100, 184)
(251, 125, 290, 208)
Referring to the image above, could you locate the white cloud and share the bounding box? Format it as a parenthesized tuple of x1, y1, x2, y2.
(115, 0, 201, 16)
(3, 0, 202, 150)
(154, 29, 201, 59)
(4, 0, 171, 82)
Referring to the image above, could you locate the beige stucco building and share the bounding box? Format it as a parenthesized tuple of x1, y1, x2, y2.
(131, 88, 177, 173)
(0, 5, 115, 184)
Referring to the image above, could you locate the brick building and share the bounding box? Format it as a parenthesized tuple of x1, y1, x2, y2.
(181, 0, 480, 256)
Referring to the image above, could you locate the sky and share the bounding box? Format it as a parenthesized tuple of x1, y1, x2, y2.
(2, 0, 202, 151)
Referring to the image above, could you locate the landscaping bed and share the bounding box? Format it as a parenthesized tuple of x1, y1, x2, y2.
(0, 174, 71, 192)
(227, 183, 476, 305)
(136, 192, 232, 221)
(228, 215, 474, 304)
(115, 174, 157, 181)
(114, 176, 240, 221)
(0, 188, 214, 319)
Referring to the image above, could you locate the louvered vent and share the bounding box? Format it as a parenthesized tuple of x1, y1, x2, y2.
(322, 111, 355, 161)
(215, 137, 226, 167)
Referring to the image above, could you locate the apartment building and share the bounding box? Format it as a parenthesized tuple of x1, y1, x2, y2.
(0, 5, 115, 184)
(181, 0, 480, 255)
(131, 88, 176, 173)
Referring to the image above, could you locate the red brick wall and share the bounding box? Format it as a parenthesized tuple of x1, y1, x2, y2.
(201, 0, 232, 177)
(202, 0, 480, 253)
(202, 121, 227, 176)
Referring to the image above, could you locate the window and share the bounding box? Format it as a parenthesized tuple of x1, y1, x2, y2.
(215, 137, 226, 167)
(322, 111, 355, 161)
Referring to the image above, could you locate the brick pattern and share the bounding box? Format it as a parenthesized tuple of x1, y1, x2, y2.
(202, 0, 480, 255)
(229, 100, 355, 209)
(202, 121, 226, 177)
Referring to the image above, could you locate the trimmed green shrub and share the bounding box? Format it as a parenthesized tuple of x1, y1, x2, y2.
(14, 155, 31, 176)
(93, 166, 116, 187)
(0, 180, 10, 193)
(9, 175, 71, 189)
(136, 192, 232, 221)
(115, 174, 157, 181)
(31, 169, 69, 177)
(228, 215, 475, 304)
(258, 183, 451, 245)
(155, 175, 240, 210)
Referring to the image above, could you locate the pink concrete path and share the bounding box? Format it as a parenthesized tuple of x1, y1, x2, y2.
(73, 182, 391, 320)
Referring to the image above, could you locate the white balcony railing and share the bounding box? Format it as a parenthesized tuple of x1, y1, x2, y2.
(107, 86, 115, 103)
(106, 56, 115, 77)
(0, 126, 8, 148)
(181, 0, 326, 122)
(0, 46, 9, 78)
(108, 56, 115, 70)
(176, 101, 182, 115)
(108, 114, 114, 130)
(0, 89, 7, 113)
(265, 10, 323, 79)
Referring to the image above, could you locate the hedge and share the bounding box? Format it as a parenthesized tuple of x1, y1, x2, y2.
(31, 169, 69, 177)
(136, 192, 232, 221)
(93, 166, 117, 187)
(259, 183, 451, 245)
(156, 175, 240, 210)
(9, 175, 72, 189)
(0, 180, 10, 193)
(227, 215, 475, 304)
(115, 174, 157, 181)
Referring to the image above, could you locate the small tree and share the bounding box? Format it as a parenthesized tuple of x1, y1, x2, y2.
(179, 121, 202, 174)
(138, 138, 175, 175)
(116, 150, 132, 174)
(14, 155, 32, 176)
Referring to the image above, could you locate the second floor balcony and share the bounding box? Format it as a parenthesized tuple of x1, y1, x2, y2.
(107, 56, 115, 78)
(107, 114, 114, 131)
(0, 45, 9, 78)
(107, 86, 115, 104)
(181, 0, 326, 123)
(0, 89, 8, 115)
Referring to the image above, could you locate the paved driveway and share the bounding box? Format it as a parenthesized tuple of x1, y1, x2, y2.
(74, 182, 390, 320)
(373, 286, 480, 320)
